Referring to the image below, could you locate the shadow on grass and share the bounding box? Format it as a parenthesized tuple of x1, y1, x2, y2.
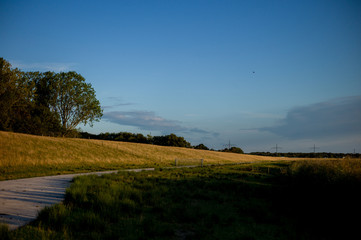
(4, 162, 361, 240)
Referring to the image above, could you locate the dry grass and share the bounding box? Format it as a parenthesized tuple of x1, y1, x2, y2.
(0, 131, 328, 180)
(288, 158, 361, 184)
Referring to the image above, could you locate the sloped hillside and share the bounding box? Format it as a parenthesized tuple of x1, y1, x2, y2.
(0, 131, 286, 180)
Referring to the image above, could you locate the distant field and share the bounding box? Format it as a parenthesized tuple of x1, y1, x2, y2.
(0, 131, 300, 180)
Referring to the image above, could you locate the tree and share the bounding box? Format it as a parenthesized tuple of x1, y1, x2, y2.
(152, 134, 191, 148)
(0, 58, 32, 131)
(49, 71, 103, 136)
(222, 147, 244, 154)
(0, 59, 101, 136)
(29, 71, 62, 135)
(194, 143, 209, 150)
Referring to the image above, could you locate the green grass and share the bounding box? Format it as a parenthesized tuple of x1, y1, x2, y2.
(4, 160, 361, 239)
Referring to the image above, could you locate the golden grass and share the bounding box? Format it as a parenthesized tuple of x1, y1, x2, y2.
(289, 158, 361, 183)
(0, 131, 330, 180)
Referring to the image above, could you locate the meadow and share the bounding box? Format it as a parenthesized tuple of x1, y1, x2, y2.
(1, 160, 360, 240)
(1, 131, 360, 239)
(1, 131, 294, 180)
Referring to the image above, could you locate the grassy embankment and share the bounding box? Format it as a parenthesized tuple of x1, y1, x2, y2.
(1, 131, 296, 180)
(1, 160, 361, 240)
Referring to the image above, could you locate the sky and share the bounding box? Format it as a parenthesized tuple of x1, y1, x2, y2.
(1, 0, 360, 153)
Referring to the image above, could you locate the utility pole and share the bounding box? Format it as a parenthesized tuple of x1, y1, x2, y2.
(309, 144, 320, 153)
(271, 144, 282, 153)
(223, 140, 235, 149)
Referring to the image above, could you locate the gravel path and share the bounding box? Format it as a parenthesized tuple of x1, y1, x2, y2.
(0, 170, 157, 230)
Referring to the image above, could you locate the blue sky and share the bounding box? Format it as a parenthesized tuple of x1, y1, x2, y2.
(1, 0, 360, 153)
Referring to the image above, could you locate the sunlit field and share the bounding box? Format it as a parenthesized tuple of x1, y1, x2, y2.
(0, 131, 301, 180)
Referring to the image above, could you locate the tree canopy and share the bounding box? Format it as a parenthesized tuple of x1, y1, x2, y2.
(50, 71, 102, 136)
(0, 58, 28, 131)
(81, 131, 196, 149)
(0, 58, 102, 136)
(221, 147, 244, 154)
(152, 134, 192, 148)
(194, 143, 209, 150)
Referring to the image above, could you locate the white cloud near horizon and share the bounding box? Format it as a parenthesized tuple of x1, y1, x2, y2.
(260, 96, 361, 140)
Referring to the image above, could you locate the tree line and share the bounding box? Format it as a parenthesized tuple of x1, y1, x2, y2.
(81, 132, 197, 149)
(80, 131, 246, 153)
(250, 152, 360, 158)
(0, 58, 102, 137)
(81, 132, 192, 147)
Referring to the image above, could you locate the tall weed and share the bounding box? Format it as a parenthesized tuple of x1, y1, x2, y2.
(288, 159, 361, 185)
(282, 159, 361, 239)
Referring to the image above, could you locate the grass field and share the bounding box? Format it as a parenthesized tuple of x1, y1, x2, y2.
(1, 160, 361, 240)
(1, 131, 360, 239)
(1, 131, 301, 180)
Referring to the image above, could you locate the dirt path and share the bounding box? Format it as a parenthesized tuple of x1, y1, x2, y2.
(0, 170, 155, 230)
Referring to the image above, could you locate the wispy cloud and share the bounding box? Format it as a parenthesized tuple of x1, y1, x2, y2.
(186, 128, 220, 138)
(10, 60, 76, 72)
(239, 111, 283, 120)
(260, 96, 361, 140)
(239, 128, 260, 134)
(103, 110, 220, 138)
(102, 103, 134, 110)
(103, 111, 187, 133)
(101, 97, 134, 110)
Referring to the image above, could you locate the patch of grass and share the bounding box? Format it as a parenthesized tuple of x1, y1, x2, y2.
(2, 131, 360, 238)
(288, 159, 361, 184)
(5, 161, 361, 239)
(5, 163, 334, 239)
(280, 159, 361, 239)
(0, 131, 304, 180)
